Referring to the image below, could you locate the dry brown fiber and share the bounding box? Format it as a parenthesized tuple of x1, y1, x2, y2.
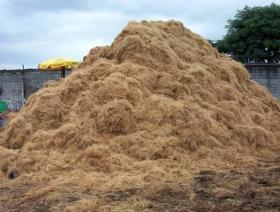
(0, 20, 280, 210)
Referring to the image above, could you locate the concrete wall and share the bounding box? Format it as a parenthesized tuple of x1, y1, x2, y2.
(246, 64, 280, 99)
(0, 69, 70, 110)
(23, 71, 63, 98)
(0, 71, 24, 110)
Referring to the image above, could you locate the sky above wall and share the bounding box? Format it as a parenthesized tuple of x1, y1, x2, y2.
(0, 0, 279, 69)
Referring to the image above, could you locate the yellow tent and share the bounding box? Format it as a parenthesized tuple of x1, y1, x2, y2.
(39, 58, 79, 70)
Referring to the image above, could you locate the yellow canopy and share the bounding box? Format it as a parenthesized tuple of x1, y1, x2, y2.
(39, 58, 79, 71)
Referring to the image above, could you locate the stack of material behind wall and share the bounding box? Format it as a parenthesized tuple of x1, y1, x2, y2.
(0, 21, 280, 210)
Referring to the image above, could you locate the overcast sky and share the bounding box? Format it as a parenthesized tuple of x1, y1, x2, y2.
(0, 0, 279, 69)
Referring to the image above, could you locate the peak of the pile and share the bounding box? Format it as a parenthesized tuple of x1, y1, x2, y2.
(81, 20, 219, 69)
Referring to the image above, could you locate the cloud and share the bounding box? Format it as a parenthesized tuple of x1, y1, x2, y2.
(0, 0, 279, 68)
(0, 9, 129, 68)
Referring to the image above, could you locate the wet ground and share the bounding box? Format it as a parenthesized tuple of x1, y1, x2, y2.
(1, 158, 279, 211)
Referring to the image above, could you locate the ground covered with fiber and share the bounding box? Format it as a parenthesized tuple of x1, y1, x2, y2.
(0, 20, 280, 211)
(1, 158, 280, 211)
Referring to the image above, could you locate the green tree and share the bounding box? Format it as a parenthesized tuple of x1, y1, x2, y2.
(213, 3, 280, 63)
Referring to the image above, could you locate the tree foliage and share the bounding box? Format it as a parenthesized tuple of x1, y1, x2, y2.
(213, 3, 280, 63)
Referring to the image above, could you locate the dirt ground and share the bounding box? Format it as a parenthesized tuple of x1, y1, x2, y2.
(0, 157, 279, 211)
(192, 157, 280, 212)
